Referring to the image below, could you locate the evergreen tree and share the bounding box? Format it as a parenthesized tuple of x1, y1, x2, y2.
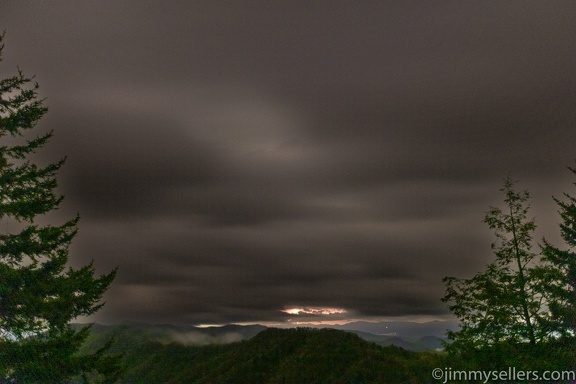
(442, 177, 559, 369)
(0, 33, 119, 382)
(541, 166, 576, 364)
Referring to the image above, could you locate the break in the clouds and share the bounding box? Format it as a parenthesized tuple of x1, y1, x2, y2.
(1, 1, 575, 325)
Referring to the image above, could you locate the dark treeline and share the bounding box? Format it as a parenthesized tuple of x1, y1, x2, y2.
(78, 326, 443, 384)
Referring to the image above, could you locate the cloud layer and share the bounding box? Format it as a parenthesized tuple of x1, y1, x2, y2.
(1, 1, 575, 325)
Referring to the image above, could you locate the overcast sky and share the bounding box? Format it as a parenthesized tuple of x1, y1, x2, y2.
(1, 2, 575, 326)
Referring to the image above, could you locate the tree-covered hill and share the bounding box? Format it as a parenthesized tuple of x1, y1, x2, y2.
(79, 326, 443, 383)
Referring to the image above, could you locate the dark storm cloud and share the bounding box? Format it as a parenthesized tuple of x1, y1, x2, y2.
(1, 1, 575, 325)
(50, 106, 224, 220)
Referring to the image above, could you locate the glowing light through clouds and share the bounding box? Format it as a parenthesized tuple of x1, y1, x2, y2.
(282, 307, 348, 316)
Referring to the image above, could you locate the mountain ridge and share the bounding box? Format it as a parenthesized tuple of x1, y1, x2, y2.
(76, 326, 445, 383)
(75, 319, 456, 351)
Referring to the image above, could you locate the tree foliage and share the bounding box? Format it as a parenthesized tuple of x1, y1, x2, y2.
(541, 166, 576, 366)
(0, 33, 119, 382)
(442, 177, 569, 370)
(79, 326, 444, 384)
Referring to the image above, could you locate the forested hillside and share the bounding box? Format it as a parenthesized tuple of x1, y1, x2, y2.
(79, 326, 443, 383)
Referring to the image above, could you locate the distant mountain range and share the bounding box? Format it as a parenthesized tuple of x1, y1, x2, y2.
(326, 320, 459, 338)
(321, 320, 458, 350)
(76, 326, 446, 383)
(78, 319, 458, 352)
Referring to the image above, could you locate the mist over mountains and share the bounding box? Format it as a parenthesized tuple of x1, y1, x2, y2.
(80, 319, 457, 352)
(317, 320, 459, 338)
(78, 326, 444, 383)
